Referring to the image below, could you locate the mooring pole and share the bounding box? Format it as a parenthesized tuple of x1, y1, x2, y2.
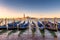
(54, 17, 58, 40)
(5, 18, 8, 30)
(13, 18, 15, 28)
(0, 19, 3, 26)
(54, 17, 58, 31)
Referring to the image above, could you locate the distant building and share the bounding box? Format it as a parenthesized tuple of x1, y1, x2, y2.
(23, 14, 25, 18)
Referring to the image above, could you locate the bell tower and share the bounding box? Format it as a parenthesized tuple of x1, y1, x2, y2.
(23, 14, 25, 18)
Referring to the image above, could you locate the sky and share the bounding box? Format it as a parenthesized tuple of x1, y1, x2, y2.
(0, 0, 60, 18)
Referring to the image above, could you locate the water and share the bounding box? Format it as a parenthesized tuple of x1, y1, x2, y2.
(0, 18, 59, 40)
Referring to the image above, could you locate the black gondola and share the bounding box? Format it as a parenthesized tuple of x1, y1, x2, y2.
(18, 21, 29, 37)
(0, 25, 7, 30)
(19, 21, 29, 30)
(8, 21, 20, 30)
(0, 21, 20, 30)
(37, 21, 44, 30)
(37, 21, 45, 37)
(42, 21, 57, 31)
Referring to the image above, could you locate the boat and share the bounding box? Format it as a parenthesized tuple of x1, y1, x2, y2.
(0, 25, 7, 30)
(31, 21, 36, 29)
(31, 21, 36, 36)
(42, 21, 57, 31)
(19, 21, 29, 30)
(37, 21, 45, 37)
(18, 21, 29, 36)
(37, 21, 44, 30)
(8, 21, 20, 30)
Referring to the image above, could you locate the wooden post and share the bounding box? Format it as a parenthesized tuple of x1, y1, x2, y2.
(5, 18, 8, 30)
(13, 18, 15, 28)
(44, 18, 48, 29)
(54, 17, 58, 40)
(0, 19, 3, 26)
(54, 17, 58, 31)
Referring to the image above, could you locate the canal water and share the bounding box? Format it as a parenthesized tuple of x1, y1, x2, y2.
(0, 19, 59, 40)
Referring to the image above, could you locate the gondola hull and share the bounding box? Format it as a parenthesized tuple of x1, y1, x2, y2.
(0, 27, 28, 30)
(58, 23, 60, 31)
(18, 21, 29, 30)
(0, 21, 20, 30)
(44, 21, 57, 32)
(0, 25, 7, 30)
(46, 28, 57, 32)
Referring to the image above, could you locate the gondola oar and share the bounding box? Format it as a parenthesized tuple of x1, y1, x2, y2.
(18, 21, 29, 37)
(31, 21, 36, 37)
(37, 21, 45, 37)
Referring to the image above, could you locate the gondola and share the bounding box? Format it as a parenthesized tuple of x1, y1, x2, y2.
(18, 21, 29, 36)
(42, 21, 57, 37)
(37, 21, 45, 37)
(8, 21, 21, 36)
(31, 21, 36, 30)
(8, 21, 20, 30)
(0, 21, 20, 30)
(8, 21, 29, 36)
(31, 21, 36, 37)
(0, 25, 7, 30)
(37, 21, 44, 29)
(19, 21, 29, 30)
(0, 25, 8, 35)
(42, 21, 57, 31)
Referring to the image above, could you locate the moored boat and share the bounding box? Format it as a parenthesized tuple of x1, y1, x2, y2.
(42, 21, 57, 31)
(18, 21, 29, 30)
(37, 21, 45, 37)
(8, 21, 20, 30)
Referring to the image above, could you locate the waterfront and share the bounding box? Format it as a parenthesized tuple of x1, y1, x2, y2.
(0, 18, 59, 40)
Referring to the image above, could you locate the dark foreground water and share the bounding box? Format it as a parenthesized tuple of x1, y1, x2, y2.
(0, 34, 58, 40)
